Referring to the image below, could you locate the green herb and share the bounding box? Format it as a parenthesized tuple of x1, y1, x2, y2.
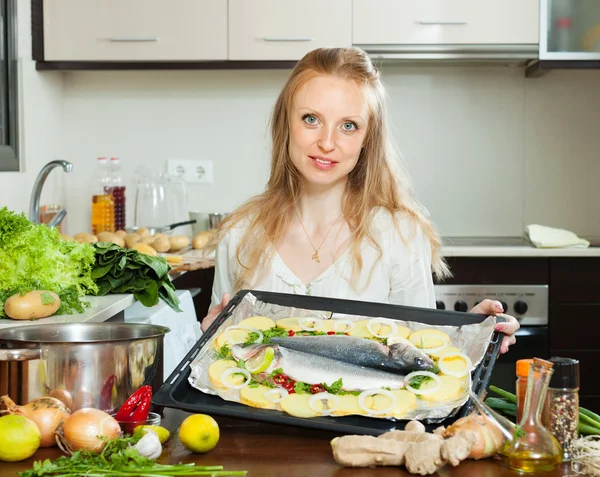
(18, 434, 246, 476)
(244, 326, 288, 345)
(213, 344, 232, 360)
(0, 207, 97, 318)
(513, 425, 526, 440)
(40, 291, 56, 305)
(294, 382, 313, 394)
(91, 242, 181, 312)
(237, 359, 246, 370)
(408, 375, 432, 389)
(420, 337, 425, 349)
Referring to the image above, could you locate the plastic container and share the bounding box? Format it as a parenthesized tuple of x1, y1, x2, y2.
(516, 359, 533, 422)
(544, 357, 580, 461)
(91, 157, 115, 234)
(107, 157, 126, 231)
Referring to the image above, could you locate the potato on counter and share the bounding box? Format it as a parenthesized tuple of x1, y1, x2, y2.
(133, 242, 158, 256)
(169, 235, 190, 251)
(4, 290, 61, 320)
(96, 231, 125, 248)
(124, 233, 142, 248)
(193, 231, 213, 250)
(152, 235, 171, 253)
(74, 232, 98, 244)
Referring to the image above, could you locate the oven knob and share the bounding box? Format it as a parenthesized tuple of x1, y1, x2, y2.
(436, 300, 446, 310)
(454, 300, 468, 312)
(500, 301, 508, 313)
(514, 300, 528, 315)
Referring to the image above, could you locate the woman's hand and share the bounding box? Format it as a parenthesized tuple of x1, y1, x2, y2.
(469, 299, 520, 354)
(201, 293, 231, 332)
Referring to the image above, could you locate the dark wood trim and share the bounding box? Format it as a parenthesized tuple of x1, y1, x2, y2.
(526, 59, 600, 78)
(31, 0, 44, 61)
(35, 60, 298, 71)
(437, 257, 549, 285)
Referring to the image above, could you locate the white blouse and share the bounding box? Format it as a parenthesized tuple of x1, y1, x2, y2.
(209, 208, 436, 310)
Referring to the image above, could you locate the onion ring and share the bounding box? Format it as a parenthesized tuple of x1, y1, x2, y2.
(299, 317, 323, 332)
(404, 371, 442, 396)
(332, 320, 356, 332)
(223, 326, 263, 345)
(358, 389, 397, 416)
(417, 333, 449, 355)
(220, 367, 251, 389)
(263, 388, 289, 403)
(438, 351, 473, 378)
(308, 392, 340, 416)
(367, 318, 398, 339)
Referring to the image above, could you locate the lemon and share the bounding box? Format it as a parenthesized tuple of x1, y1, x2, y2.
(134, 425, 170, 444)
(245, 346, 275, 374)
(179, 414, 220, 454)
(0, 415, 41, 462)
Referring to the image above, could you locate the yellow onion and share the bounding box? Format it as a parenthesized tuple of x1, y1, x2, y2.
(444, 414, 505, 459)
(58, 408, 121, 453)
(0, 395, 70, 448)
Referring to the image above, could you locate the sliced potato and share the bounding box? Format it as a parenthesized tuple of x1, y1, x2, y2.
(439, 353, 470, 375)
(216, 327, 254, 348)
(275, 317, 333, 332)
(208, 359, 241, 388)
(239, 385, 278, 410)
(238, 316, 276, 331)
(430, 345, 461, 360)
(409, 329, 451, 350)
(387, 390, 418, 418)
(280, 393, 321, 418)
(418, 375, 463, 402)
(347, 319, 410, 339)
(330, 394, 362, 417)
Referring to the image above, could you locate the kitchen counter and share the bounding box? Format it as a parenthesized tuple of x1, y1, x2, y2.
(442, 245, 600, 257)
(0, 294, 136, 330)
(2, 407, 576, 477)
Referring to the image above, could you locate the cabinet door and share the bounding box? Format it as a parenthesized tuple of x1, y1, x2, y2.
(43, 0, 227, 61)
(353, 0, 539, 45)
(228, 0, 352, 61)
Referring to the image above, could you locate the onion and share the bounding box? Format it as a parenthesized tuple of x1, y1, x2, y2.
(220, 367, 251, 389)
(57, 408, 121, 453)
(438, 351, 473, 378)
(48, 388, 74, 411)
(264, 388, 289, 403)
(332, 319, 355, 332)
(0, 395, 71, 448)
(223, 326, 263, 345)
(357, 389, 397, 416)
(299, 317, 323, 332)
(308, 392, 340, 416)
(418, 333, 449, 355)
(404, 371, 442, 396)
(367, 318, 397, 338)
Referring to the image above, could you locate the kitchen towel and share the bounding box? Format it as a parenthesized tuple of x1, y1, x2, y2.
(524, 224, 590, 248)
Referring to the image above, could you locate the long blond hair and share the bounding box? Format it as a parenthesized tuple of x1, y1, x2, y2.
(212, 47, 449, 292)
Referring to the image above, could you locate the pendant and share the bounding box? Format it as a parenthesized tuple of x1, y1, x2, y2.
(312, 251, 320, 263)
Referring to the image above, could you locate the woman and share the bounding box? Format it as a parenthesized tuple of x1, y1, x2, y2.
(202, 47, 519, 353)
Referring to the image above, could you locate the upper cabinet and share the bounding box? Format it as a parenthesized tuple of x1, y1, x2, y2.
(42, 0, 228, 61)
(228, 0, 352, 61)
(353, 0, 539, 46)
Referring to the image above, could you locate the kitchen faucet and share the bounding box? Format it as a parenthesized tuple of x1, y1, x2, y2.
(29, 160, 73, 225)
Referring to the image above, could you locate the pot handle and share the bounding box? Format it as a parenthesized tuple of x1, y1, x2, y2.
(0, 348, 48, 361)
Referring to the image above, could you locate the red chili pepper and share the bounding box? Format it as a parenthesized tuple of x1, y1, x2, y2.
(113, 385, 152, 421)
(283, 380, 296, 391)
(99, 374, 117, 412)
(345, 332, 350, 336)
(272, 374, 289, 386)
(327, 331, 336, 335)
(287, 388, 296, 394)
(129, 388, 152, 422)
(310, 384, 326, 394)
(287, 330, 295, 337)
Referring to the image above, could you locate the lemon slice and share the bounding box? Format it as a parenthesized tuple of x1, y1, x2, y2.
(245, 346, 275, 374)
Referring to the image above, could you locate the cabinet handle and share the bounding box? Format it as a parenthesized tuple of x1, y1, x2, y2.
(263, 37, 312, 42)
(109, 36, 160, 42)
(418, 21, 468, 25)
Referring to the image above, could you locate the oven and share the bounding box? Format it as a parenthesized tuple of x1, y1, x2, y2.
(434, 284, 549, 395)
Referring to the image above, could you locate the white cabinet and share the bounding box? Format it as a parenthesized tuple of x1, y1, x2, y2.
(43, 0, 227, 61)
(228, 0, 352, 61)
(353, 0, 539, 46)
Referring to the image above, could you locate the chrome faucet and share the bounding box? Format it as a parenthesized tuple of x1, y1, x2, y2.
(29, 160, 73, 224)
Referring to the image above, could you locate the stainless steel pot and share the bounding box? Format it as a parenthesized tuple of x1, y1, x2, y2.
(0, 323, 169, 412)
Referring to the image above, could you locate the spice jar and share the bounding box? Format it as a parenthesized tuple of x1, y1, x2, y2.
(544, 357, 579, 461)
(516, 359, 533, 422)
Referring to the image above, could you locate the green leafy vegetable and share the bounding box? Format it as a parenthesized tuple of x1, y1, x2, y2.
(91, 242, 181, 312)
(244, 326, 288, 345)
(213, 344, 232, 360)
(18, 433, 246, 476)
(0, 207, 97, 318)
(40, 291, 56, 305)
(408, 375, 433, 389)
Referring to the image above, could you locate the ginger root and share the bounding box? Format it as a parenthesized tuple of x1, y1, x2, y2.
(331, 421, 477, 475)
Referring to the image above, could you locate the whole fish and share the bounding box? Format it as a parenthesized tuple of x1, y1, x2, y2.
(231, 344, 405, 391)
(269, 335, 434, 373)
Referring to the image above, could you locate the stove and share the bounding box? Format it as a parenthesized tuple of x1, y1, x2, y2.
(442, 236, 531, 247)
(433, 284, 548, 326)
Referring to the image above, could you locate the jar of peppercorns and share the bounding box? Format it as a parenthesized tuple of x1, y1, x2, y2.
(544, 357, 580, 461)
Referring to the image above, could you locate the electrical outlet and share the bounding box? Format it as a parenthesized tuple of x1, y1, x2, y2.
(167, 159, 213, 184)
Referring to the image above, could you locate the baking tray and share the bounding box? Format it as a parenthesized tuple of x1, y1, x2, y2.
(153, 290, 505, 435)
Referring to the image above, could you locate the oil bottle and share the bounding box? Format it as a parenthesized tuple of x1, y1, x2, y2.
(91, 157, 114, 234)
(503, 357, 563, 473)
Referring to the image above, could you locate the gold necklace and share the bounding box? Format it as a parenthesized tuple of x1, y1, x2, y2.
(295, 211, 343, 263)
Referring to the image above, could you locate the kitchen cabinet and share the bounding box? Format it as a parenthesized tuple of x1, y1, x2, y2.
(42, 0, 227, 61)
(352, 0, 539, 46)
(228, 0, 352, 61)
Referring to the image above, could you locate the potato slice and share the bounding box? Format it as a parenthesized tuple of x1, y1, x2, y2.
(330, 394, 362, 417)
(418, 375, 463, 402)
(409, 329, 450, 350)
(347, 319, 410, 339)
(239, 385, 279, 410)
(280, 393, 321, 418)
(208, 359, 242, 389)
(238, 316, 276, 331)
(429, 345, 461, 360)
(215, 327, 255, 348)
(275, 317, 333, 332)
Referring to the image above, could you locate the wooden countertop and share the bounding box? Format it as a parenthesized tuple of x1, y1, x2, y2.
(3, 408, 577, 477)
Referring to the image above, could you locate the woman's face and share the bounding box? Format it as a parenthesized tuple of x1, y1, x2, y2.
(288, 75, 370, 189)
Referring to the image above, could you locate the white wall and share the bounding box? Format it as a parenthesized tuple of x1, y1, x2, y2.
(3, 4, 600, 238)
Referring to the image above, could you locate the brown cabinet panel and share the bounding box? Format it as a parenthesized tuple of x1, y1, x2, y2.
(549, 350, 600, 396)
(439, 258, 549, 285)
(550, 258, 600, 304)
(550, 305, 600, 349)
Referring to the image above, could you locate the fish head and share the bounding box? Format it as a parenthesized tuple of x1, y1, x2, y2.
(231, 343, 267, 361)
(389, 342, 435, 371)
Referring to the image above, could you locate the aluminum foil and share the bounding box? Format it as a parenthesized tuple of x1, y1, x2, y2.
(189, 292, 497, 422)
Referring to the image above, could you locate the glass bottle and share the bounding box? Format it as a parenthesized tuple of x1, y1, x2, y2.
(544, 357, 580, 462)
(516, 359, 533, 423)
(503, 358, 563, 473)
(107, 157, 126, 231)
(91, 157, 115, 234)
